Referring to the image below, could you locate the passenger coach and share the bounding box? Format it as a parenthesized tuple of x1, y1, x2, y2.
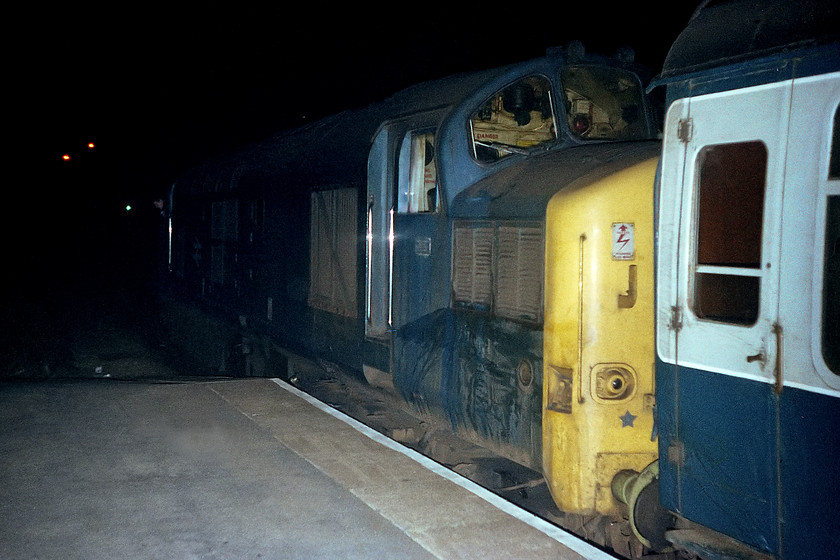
(649, 1, 840, 558)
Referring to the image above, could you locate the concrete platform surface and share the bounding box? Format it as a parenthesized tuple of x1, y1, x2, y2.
(0, 377, 614, 560)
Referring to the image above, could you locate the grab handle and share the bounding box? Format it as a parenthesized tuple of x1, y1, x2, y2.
(618, 265, 638, 309)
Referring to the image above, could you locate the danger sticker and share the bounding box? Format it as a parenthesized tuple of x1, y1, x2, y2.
(612, 223, 635, 260)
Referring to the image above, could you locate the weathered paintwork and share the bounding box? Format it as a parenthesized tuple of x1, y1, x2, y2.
(162, 38, 666, 556)
(389, 143, 662, 469)
(543, 155, 659, 515)
(653, 1, 840, 557)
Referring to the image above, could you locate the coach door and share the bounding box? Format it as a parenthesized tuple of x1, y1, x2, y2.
(657, 82, 791, 549)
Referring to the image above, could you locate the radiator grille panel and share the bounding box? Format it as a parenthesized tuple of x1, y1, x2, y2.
(453, 222, 543, 323)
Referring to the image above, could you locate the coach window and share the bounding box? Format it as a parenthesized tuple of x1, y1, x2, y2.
(470, 76, 555, 163)
(562, 66, 647, 141)
(398, 130, 438, 213)
(692, 141, 767, 325)
(823, 105, 839, 373)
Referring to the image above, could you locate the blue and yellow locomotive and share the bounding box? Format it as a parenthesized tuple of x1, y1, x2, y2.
(163, 39, 661, 554)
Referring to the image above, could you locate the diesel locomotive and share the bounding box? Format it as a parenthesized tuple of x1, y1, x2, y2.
(161, 38, 661, 554)
(159, 0, 840, 558)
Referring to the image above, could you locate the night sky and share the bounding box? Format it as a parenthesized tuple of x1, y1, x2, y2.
(22, 7, 697, 184)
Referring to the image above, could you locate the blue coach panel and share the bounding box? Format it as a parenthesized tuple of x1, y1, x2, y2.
(653, 1, 840, 558)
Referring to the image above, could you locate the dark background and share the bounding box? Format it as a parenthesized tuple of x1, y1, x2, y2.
(6, 4, 699, 377)
(18, 5, 697, 203)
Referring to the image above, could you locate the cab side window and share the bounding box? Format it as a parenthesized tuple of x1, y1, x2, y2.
(398, 130, 438, 213)
(469, 76, 555, 163)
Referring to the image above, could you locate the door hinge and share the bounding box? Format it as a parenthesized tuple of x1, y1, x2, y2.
(668, 440, 685, 467)
(773, 322, 784, 395)
(677, 118, 693, 143)
(669, 306, 683, 333)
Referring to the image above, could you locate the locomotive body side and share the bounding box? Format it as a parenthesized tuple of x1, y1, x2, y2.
(165, 70, 496, 374)
(162, 41, 664, 557)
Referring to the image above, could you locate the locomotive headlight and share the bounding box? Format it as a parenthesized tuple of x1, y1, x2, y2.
(546, 366, 573, 413)
(593, 365, 636, 401)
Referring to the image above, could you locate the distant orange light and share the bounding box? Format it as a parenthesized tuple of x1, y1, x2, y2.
(62, 154, 71, 161)
(88, 142, 95, 149)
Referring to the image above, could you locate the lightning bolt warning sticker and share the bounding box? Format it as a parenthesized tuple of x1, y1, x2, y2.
(612, 223, 635, 260)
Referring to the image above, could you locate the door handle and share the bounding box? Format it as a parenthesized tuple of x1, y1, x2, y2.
(746, 352, 765, 364)
(618, 265, 637, 309)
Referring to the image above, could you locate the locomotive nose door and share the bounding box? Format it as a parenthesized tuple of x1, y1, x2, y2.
(656, 83, 790, 551)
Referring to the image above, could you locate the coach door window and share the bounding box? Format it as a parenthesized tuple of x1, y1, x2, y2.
(824, 105, 840, 373)
(692, 141, 767, 325)
(398, 130, 438, 213)
(470, 76, 555, 162)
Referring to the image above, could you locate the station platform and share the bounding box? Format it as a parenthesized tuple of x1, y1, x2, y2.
(0, 377, 615, 559)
